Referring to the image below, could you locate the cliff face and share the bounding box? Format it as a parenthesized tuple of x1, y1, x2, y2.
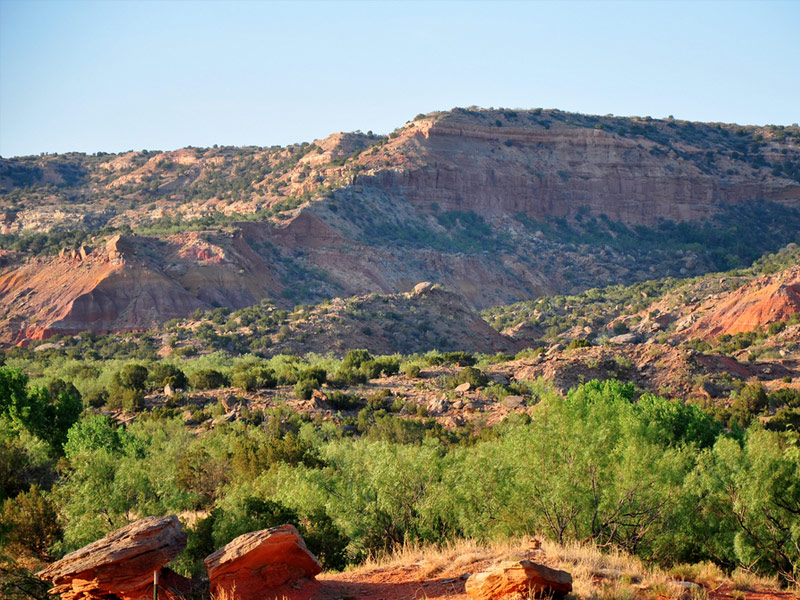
(0, 232, 285, 344)
(1, 108, 800, 343)
(671, 266, 800, 341)
(358, 113, 799, 225)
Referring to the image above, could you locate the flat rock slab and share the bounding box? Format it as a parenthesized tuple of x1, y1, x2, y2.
(37, 515, 189, 600)
(205, 524, 322, 600)
(465, 560, 572, 600)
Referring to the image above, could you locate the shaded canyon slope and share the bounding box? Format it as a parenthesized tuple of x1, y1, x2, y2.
(1, 108, 800, 343)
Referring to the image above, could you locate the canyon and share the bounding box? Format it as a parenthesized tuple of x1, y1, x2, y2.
(1, 108, 799, 343)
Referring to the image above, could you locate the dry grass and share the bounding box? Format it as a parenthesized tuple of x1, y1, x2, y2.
(340, 536, 792, 600)
(358, 536, 515, 576)
(668, 561, 726, 587)
(730, 567, 780, 591)
(210, 584, 236, 600)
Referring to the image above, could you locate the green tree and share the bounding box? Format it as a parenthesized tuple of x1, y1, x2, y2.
(689, 427, 800, 584)
(0, 368, 82, 454)
(0, 485, 61, 560)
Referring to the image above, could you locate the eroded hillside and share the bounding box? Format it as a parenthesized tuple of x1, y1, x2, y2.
(2, 108, 800, 342)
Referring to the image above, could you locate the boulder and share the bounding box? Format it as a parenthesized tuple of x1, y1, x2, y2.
(502, 395, 525, 409)
(465, 560, 572, 600)
(413, 281, 436, 294)
(455, 382, 472, 393)
(427, 396, 449, 415)
(37, 515, 189, 600)
(204, 524, 322, 600)
(608, 332, 640, 344)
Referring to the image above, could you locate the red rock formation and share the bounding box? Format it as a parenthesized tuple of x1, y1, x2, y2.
(465, 560, 573, 600)
(204, 524, 322, 600)
(675, 266, 800, 340)
(37, 515, 190, 600)
(0, 231, 284, 344)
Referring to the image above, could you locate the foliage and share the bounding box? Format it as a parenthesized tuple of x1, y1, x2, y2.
(688, 428, 800, 585)
(189, 369, 229, 390)
(442, 366, 488, 389)
(0, 485, 61, 560)
(0, 367, 81, 454)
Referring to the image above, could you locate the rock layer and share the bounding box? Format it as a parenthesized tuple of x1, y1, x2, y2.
(204, 524, 322, 600)
(37, 515, 189, 600)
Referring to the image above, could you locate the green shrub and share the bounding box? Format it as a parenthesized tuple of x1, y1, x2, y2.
(0, 367, 82, 454)
(444, 366, 488, 389)
(114, 364, 148, 391)
(231, 366, 277, 392)
(84, 389, 108, 408)
(121, 389, 145, 413)
(189, 369, 229, 390)
(342, 349, 373, 371)
(293, 378, 319, 400)
(568, 338, 592, 349)
(0, 485, 61, 560)
(147, 363, 188, 390)
(767, 320, 787, 335)
(404, 364, 421, 378)
(327, 391, 363, 411)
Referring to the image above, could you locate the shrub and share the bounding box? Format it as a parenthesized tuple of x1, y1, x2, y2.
(404, 364, 421, 378)
(298, 367, 326, 386)
(147, 363, 188, 390)
(0, 367, 82, 453)
(568, 338, 592, 349)
(63, 415, 123, 460)
(689, 428, 800, 584)
(121, 389, 145, 413)
(767, 320, 787, 336)
(444, 366, 488, 389)
(342, 349, 372, 371)
(293, 378, 319, 400)
(189, 369, 229, 390)
(328, 368, 367, 388)
(114, 364, 148, 391)
(327, 391, 363, 411)
(0, 485, 61, 559)
(84, 389, 108, 408)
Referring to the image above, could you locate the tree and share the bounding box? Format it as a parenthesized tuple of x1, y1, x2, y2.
(0, 485, 61, 560)
(689, 428, 800, 584)
(0, 368, 81, 454)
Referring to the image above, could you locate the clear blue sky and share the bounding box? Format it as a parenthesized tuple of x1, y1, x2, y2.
(1, 0, 798, 157)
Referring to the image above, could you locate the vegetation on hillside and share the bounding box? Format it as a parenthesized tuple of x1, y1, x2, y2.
(484, 242, 800, 344)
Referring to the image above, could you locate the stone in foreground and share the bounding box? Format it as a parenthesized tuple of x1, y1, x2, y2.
(465, 560, 573, 600)
(204, 524, 322, 600)
(37, 515, 190, 600)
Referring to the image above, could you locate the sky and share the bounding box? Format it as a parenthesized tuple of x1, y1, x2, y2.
(0, 0, 798, 157)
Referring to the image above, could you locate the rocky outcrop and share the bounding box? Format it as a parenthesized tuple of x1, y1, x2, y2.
(204, 524, 322, 600)
(37, 515, 190, 600)
(677, 266, 800, 340)
(465, 560, 573, 600)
